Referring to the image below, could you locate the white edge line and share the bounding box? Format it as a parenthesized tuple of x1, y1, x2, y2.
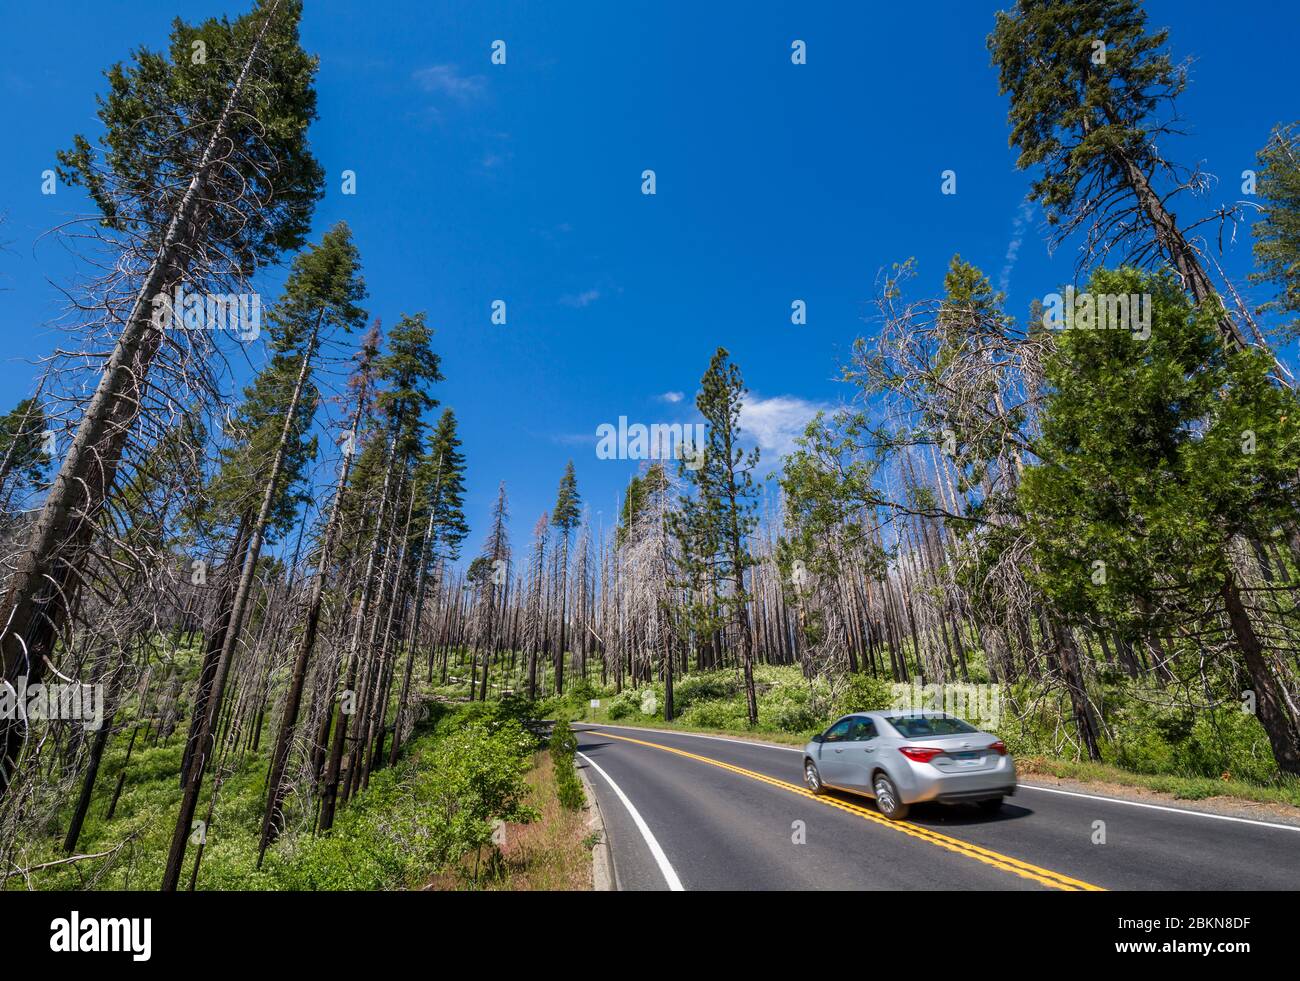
(576, 750, 686, 891)
(1018, 783, 1300, 833)
(578, 722, 1300, 835)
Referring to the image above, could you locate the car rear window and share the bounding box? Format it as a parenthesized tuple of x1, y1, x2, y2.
(888, 715, 977, 737)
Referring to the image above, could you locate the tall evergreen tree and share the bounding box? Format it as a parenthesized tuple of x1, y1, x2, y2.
(421, 408, 470, 563)
(165, 221, 366, 889)
(551, 460, 582, 692)
(988, 0, 1253, 352)
(1251, 123, 1300, 343)
(1021, 267, 1300, 774)
(258, 324, 380, 862)
(0, 396, 51, 511)
(682, 348, 761, 723)
(318, 311, 442, 831)
(1, 0, 323, 799)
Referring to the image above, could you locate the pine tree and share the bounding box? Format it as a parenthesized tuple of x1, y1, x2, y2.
(422, 409, 470, 563)
(1021, 266, 1300, 773)
(318, 311, 442, 831)
(0, 0, 323, 799)
(469, 484, 511, 700)
(988, 0, 1252, 352)
(257, 311, 378, 864)
(384, 409, 469, 766)
(551, 460, 582, 693)
(0, 396, 51, 511)
(1251, 123, 1300, 343)
(683, 348, 761, 724)
(165, 221, 366, 889)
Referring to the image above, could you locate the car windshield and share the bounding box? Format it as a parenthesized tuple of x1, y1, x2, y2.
(888, 715, 977, 738)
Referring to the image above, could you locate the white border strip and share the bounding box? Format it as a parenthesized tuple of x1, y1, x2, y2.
(577, 750, 685, 890)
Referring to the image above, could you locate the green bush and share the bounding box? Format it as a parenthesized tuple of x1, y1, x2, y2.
(836, 673, 895, 715)
(671, 672, 742, 710)
(548, 720, 585, 811)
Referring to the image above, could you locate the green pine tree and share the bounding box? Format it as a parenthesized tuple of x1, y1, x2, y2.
(0, 397, 51, 510)
(551, 460, 582, 693)
(1250, 123, 1300, 342)
(989, 0, 1250, 350)
(207, 221, 367, 541)
(682, 347, 761, 724)
(1021, 266, 1300, 774)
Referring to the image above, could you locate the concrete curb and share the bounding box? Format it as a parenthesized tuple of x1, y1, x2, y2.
(576, 757, 615, 891)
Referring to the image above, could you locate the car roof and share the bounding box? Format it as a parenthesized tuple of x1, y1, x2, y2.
(842, 710, 956, 720)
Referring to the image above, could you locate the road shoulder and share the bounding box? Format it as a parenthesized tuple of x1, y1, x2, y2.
(576, 754, 615, 890)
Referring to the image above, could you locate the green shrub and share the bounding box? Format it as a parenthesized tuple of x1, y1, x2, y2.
(548, 720, 585, 811)
(837, 673, 895, 715)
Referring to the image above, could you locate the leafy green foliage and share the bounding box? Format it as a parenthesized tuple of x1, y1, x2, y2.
(989, 0, 1181, 228)
(0, 397, 51, 505)
(13, 703, 538, 891)
(1020, 267, 1300, 633)
(1251, 122, 1300, 341)
(204, 222, 367, 538)
(548, 720, 584, 811)
(377, 311, 445, 461)
(57, 0, 323, 271)
(551, 459, 582, 536)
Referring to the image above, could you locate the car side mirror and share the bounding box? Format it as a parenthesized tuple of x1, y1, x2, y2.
(811, 734, 825, 744)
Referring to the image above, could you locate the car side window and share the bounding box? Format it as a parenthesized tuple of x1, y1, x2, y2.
(847, 718, 878, 741)
(823, 719, 853, 743)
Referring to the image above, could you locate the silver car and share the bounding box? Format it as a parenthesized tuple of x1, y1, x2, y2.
(802, 711, 1016, 820)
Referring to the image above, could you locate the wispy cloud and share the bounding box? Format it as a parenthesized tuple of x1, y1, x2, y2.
(552, 432, 598, 446)
(998, 199, 1034, 294)
(657, 391, 684, 404)
(560, 288, 601, 308)
(412, 64, 486, 103)
(739, 394, 833, 459)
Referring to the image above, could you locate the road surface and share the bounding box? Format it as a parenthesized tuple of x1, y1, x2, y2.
(573, 723, 1300, 891)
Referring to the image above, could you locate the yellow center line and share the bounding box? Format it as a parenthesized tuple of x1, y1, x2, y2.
(587, 728, 1105, 892)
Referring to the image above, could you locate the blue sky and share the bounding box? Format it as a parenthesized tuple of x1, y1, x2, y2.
(1, 1, 1296, 555)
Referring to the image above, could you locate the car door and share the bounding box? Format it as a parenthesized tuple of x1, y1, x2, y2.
(840, 716, 881, 790)
(815, 718, 855, 785)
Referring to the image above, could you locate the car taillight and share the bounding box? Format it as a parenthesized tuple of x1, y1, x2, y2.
(988, 740, 1007, 756)
(899, 746, 943, 763)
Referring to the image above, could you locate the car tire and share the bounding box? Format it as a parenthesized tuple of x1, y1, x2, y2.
(872, 772, 909, 820)
(804, 759, 826, 796)
(978, 796, 1004, 814)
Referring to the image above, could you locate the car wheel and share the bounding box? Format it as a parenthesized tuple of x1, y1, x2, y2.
(872, 772, 909, 820)
(804, 760, 826, 796)
(978, 796, 1004, 814)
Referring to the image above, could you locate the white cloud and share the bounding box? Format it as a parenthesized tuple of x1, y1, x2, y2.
(739, 395, 833, 459)
(560, 288, 601, 308)
(998, 199, 1034, 294)
(657, 391, 684, 403)
(413, 64, 486, 102)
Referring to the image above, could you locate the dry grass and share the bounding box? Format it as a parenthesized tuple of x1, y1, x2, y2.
(424, 750, 595, 891)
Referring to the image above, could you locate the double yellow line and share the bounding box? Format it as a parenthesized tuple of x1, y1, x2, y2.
(589, 728, 1104, 892)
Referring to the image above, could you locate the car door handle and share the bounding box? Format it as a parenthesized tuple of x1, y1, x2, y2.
(863, 746, 875, 753)
(833, 748, 844, 753)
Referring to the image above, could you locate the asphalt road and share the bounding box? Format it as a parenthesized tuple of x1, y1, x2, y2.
(573, 722, 1300, 891)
